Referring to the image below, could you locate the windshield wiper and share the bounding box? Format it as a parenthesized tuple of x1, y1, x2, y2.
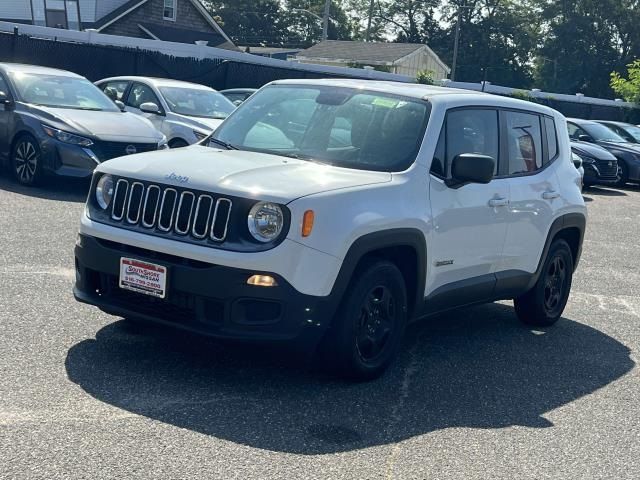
(208, 137, 238, 150)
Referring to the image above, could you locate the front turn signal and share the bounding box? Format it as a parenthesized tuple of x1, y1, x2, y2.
(302, 210, 314, 237)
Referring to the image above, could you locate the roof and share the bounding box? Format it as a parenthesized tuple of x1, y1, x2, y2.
(99, 76, 217, 90)
(0, 62, 83, 77)
(269, 79, 558, 115)
(296, 40, 449, 71)
(138, 22, 236, 50)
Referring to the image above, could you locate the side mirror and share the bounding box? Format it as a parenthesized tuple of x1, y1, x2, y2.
(578, 134, 593, 143)
(139, 102, 161, 114)
(446, 153, 495, 188)
(0, 90, 11, 104)
(114, 99, 125, 111)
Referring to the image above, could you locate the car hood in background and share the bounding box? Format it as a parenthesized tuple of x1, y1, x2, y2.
(570, 141, 617, 160)
(172, 114, 225, 133)
(595, 140, 640, 155)
(29, 105, 164, 143)
(98, 146, 392, 203)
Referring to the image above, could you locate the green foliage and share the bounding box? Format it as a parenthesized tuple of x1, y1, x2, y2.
(416, 70, 435, 85)
(611, 60, 640, 104)
(511, 89, 531, 101)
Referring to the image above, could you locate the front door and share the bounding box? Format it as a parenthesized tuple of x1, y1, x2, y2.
(125, 82, 165, 134)
(427, 108, 510, 300)
(0, 74, 13, 161)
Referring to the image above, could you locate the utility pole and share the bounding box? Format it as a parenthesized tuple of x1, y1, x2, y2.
(451, 6, 462, 81)
(365, 0, 375, 42)
(322, 0, 330, 42)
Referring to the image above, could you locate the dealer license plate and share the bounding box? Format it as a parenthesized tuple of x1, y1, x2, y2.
(119, 257, 167, 299)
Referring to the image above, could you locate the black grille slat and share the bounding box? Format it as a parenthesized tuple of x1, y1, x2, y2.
(93, 142, 157, 161)
(108, 179, 233, 244)
(595, 159, 618, 177)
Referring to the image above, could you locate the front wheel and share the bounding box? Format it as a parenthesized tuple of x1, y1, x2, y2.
(615, 160, 629, 187)
(317, 261, 408, 381)
(515, 239, 574, 327)
(12, 135, 43, 186)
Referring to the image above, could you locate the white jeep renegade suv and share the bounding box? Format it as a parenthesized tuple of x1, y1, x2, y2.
(74, 79, 586, 380)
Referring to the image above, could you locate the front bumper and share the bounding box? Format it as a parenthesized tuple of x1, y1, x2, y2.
(582, 162, 618, 185)
(41, 138, 99, 178)
(74, 234, 335, 348)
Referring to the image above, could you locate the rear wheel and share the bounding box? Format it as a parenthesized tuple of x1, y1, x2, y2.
(515, 239, 573, 327)
(12, 135, 43, 186)
(317, 261, 408, 381)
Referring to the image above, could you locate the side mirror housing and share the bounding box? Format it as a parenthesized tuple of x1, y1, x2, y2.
(578, 134, 593, 143)
(0, 90, 12, 105)
(446, 153, 495, 188)
(114, 99, 125, 111)
(139, 102, 161, 115)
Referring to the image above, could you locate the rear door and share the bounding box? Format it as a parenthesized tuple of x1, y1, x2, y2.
(427, 108, 510, 298)
(499, 111, 561, 278)
(97, 79, 130, 105)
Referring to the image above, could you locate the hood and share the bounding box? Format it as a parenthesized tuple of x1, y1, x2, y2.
(570, 141, 616, 160)
(595, 140, 640, 155)
(173, 114, 225, 133)
(98, 146, 392, 203)
(31, 105, 163, 143)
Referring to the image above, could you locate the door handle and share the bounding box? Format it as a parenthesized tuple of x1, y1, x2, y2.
(488, 197, 509, 207)
(542, 191, 559, 200)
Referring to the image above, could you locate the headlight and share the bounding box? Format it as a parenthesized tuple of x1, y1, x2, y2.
(248, 202, 284, 242)
(42, 124, 93, 147)
(193, 130, 208, 142)
(575, 153, 595, 164)
(158, 135, 169, 150)
(95, 174, 114, 210)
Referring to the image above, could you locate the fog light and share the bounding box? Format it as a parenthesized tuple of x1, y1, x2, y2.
(247, 275, 278, 287)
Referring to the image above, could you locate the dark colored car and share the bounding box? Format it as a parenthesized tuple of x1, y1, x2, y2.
(219, 88, 258, 106)
(0, 63, 167, 186)
(595, 120, 640, 144)
(567, 118, 640, 186)
(570, 141, 618, 187)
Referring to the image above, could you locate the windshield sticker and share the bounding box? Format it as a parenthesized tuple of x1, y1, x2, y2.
(372, 97, 399, 108)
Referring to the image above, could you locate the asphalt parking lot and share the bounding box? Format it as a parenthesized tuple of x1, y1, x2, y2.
(0, 176, 638, 480)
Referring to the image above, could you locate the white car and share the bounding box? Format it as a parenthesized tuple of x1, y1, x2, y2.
(96, 76, 235, 148)
(74, 79, 586, 380)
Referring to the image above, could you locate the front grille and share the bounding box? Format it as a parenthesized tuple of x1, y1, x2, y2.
(92, 141, 157, 161)
(595, 159, 618, 178)
(110, 179, 233, 243)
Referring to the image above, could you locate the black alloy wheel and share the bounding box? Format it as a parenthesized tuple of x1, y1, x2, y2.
(317, 260, 408, 381)
(12, 136, 42, 186)
(515, 239, 574, 327)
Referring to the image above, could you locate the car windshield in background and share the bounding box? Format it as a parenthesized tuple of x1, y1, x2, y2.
(10, 73, 119, 111)
(159, 87, 235, 119)
(621, 124, 640, 142)
(212, 85, 430, 172)
(583, 123, 627, 143)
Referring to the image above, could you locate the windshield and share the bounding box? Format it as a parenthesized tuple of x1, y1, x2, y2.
(621, 124, 640, 142)
(159, 87, 235, 119)
(10, 72, 119, 111)
(583, 122, 627, 143)
(212, 85, 430, 172)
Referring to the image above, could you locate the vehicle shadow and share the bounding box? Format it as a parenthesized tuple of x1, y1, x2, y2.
(65, 302, 634, 454)
(0, 174, 89, 203)
(583, 185, 628, 197)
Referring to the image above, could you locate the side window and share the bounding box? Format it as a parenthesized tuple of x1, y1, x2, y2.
(544, 116, 558, 163)
(126, 83, 161, 110)
(99, 81, 129, 102)
(430, 126, 446, 177)
(567, 122, 586, 141)
(505, 111, 543, 175)
(0, 75, 9, 95)
(446, 109, 499, 176)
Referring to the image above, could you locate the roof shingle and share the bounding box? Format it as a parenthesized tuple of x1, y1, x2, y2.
(296, 40, 425, 64)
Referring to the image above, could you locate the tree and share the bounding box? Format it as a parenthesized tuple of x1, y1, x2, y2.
(611, 60, 640, 103)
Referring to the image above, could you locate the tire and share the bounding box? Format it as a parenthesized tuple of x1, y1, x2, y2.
(615, 160, 629, 187)
(317, 260, 408, 381)
(169, 138, 189, 149)
(514, 239, 574, 327)
(11, 135, 43, 186)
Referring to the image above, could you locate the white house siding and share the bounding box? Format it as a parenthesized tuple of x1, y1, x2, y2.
(393, 49, 449, 80)
(0, 0, 32, 20)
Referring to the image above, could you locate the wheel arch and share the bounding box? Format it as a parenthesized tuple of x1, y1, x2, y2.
(329, 229, 427, 319)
